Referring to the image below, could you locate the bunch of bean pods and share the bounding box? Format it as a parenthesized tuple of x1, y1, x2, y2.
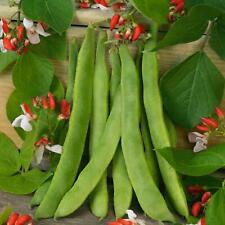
(32, 24, 189, 223)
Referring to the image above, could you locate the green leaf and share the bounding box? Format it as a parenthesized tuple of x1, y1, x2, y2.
(186, 0, 225, 11)
(50, 76, 65, 101)
(12, 51, 54, 97)
(156, 5, 222, 49)
(0, 133, 21, 176)
(157, 144, 225, 176)
(160, 51, 225, 128)
(0, 207, 13, 225)
(21, 0, 74, 34)
(206, 187, 225, 225)
(0, 169, 52, 195)
(29, 33, 67, 60)
(210, 15, 225, 60)
(129, 0, 168, 24)
(0, 52, 17, 74)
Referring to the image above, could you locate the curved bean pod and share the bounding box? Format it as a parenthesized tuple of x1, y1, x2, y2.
(120, 44, 175, 222)
(54, 88, 121, 219)
(89, 31, 109, 218)
(142, 35, 188, 219)
(35, 25, 96, 219)
(110, 48, 132, 218)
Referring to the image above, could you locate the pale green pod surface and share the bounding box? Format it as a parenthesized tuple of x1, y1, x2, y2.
(35, 25, 96, 219)
(54, 88, 121, 219)
(110, 48, 132, 218)
(89, 31, 109, 219)
(142, 38, 189, 219)
(30, 180, 51, 208)
(120, 44, 175, 222)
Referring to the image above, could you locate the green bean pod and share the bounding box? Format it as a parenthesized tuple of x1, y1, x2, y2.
(54, 88, 121, 219)
(65, 38, 79, 103)
(142, 37, 188, 218)
(30, 180, 51, 208)
(89, 31, 109, 219)
(110, 48, 132, 218)
(120, 44, 175, 222)
(35, 25, 96, 219)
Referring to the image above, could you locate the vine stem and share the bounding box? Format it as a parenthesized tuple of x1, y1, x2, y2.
(200, 21, 214, 50)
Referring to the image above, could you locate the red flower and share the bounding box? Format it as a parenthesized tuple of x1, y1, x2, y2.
(116, 219, 133, 225)
(42, 96, 49, 109)
(95, 0, 108, 7)
(175, 1, 184, 12)
(132, 24, 144, 41)
(114, 31, 122, 40)
(17, 24, 24, 41)
(110, 14, 120, 31)
(124, 29, 131, 40)
(1, 17, 9, 34)
(21, 103, 33, 118)
(201, 117, 218, 129)
(196, 124, 209, 132)
(7, 212, 19, 225)
(3, 38, 16, 51)
(187, 185, 204, 196)
(108, 222, 121, 225)
(201, 191, 211, 204)
(112, 2, 126, 11)
(15, 214, 32, 225)
(200, 217, 206, 225)
(35, 137, 49, 147)
(191, 202, 202, 217)
(59, 99, 71, 120)
(23, 39, 30, 54)
(48, 92, 56, 110)
(79, 2, 90, 8)
(215, 107, 224, 119)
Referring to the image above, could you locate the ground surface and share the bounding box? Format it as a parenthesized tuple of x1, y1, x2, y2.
(0, 192, 161, 225)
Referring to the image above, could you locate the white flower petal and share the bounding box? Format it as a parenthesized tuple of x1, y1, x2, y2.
(0, 39, 6, 53)
(46, 145, 63, 154)
(36, 23, 51, 37)
(20, 115, 32, 132)
(27, 31, 40, 44)
(23, 18, 34, 29)
(33, 146, 45, 165)
(188, 132, 204, 143)
(126, 209, 137, 220)
(193, 141, 207, 153)
(12, 115, 25, 128)
(91, 3, 109, 10)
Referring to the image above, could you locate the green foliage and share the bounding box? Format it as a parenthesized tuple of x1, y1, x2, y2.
(160, 51, 225, 128)
(0, 207, 13, 225)
(186, 0, 225, 11)
(0, 52, 17, 74)
(156, 5, 222, 49)
(21, 0, 74, 34)
(129, 0, 168, 24)
(206, 187, 225, 225)
(12, 51, 54, 97)
(0, 169, 52, 195)
(0, 133, 21, 176)
(157, 144, 225, 176)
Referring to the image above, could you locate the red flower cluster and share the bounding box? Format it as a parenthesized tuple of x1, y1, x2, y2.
(79, 0, 108, 9)
(168, 0, 185, 22)
(0, 17, 29, 54)
(7, 212, 33, 225)
(196, 107, 224, 133)
(108, 218, 134, 225)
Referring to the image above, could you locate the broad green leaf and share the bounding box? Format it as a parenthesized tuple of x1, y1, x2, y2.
(29, 33, 67, 60)
(156, 5, 221, 49)
(0, 207, 13, 225)
(6, 90, 32, 140)
(160, 51, 225, 128)
(210, 15, 225, 60)
(206, 187, 225, 225)
(20, 110, 49, 171)
(157, 144, 225, 176)
(186, 0, 225, 11)
(0, 169, 52, 195)
(129, 0, 168, 24)
(12, 51, 54, 97)
(21, 0, 74, 34)
(0, 52, 17, 74)
(0, 132, 21, 176)
(50, 76, 65, 101)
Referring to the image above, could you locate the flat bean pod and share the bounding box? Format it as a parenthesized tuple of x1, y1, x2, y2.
(89, 31, 109, 218)
(35, 25, 96, 219)
(54, 88, 121, 219)
(110, 48, 132, 218)
(142, 36, 188, 218)
(120, 44, 175, 222)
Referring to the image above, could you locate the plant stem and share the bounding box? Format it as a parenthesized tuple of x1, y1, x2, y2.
(200, 21, 214, 50)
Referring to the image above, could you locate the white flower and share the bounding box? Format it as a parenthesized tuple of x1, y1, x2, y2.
(126, 209, 137, 220)
(0, 39, 7, 53)
(91, 4, 110, 11)
(33, 144, 63, 165)
(12, 104, 34, 132)
(188, 132, 208, 153)
(23, 18, 50, 44)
